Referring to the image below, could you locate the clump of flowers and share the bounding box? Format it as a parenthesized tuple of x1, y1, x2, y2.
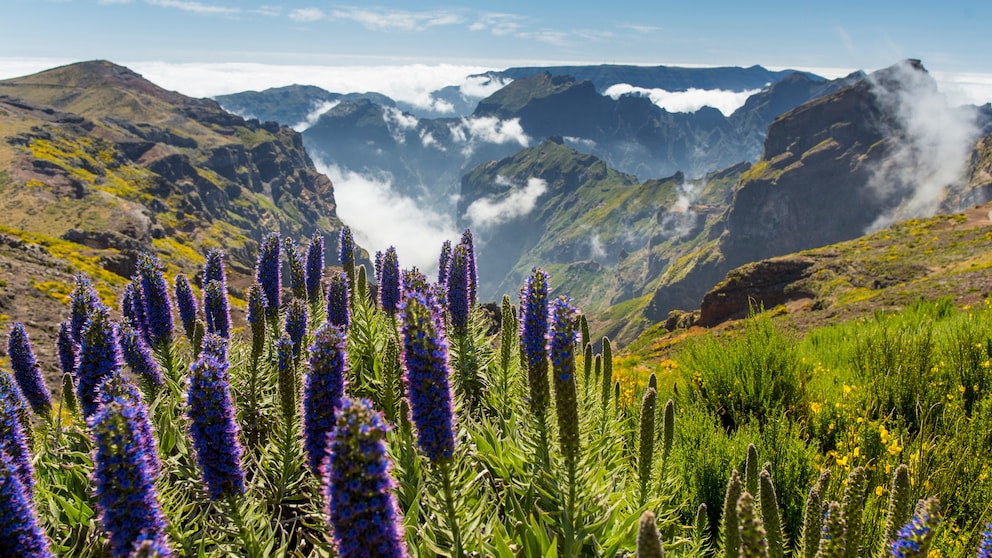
(256, 232, 281, 319)
(0, 450, 53, 557)
(303, 324, 348, 476)
(6, 322, 52, 416)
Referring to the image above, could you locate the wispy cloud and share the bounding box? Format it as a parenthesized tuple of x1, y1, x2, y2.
(604, 84, 761, 116)
(466, 176, 547, 229)
(470, 13, 525, 36)
(98, 0, 133, 5)
(327, 6, 463, 31)
(619, 23, 661, 34)
(146, 0, 240, 15)
(288, 7, 324, 22)
(516, 30, 571, 47)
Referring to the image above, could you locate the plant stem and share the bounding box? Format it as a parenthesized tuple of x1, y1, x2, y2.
(439, 460, 464, 558)
(227, 495, 259, 558)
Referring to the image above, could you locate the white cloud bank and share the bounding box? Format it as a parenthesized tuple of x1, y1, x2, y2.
(291, 100, 340, 132)
(449, 116, 530, 155)
(315, 162, 457, 274)
(466, 176, 547, 228)
(604, 84, 761, 116)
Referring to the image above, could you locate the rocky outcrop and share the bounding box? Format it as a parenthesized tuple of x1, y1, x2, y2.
(697, 257, 816, 326)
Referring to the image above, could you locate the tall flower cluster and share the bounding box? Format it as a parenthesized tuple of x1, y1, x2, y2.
(77, 307, 124, 418)
(339, 226, 356, 286)
(305, 231, 325, 303)
(979, 523, 992, 558)
(326, 272, 350, 329)
(520, 268, 551, 417)
(204, 280, 231, 339)
(323, 397, 408, 558)
(303, 324, 348, 476)
(636, 511, 664, 558)
(737, 492, 769, 558)
(204, 249, 226, 287)
(121, 281, 150, 343)
(70, 274, 100, 344)
(256, 232, 281, 318)
(6, 322, 52, 415)
(276, 334, 297, 424)
(0, 372, 34, 492)
(246, 283, 267, 359)
(285, 299, 308, 356)
(187, 342, 245, 500)
(890, 498, 940, 558)
(549, 296, 580, 463)
(118, 319, 164, 388)
(90, 400, 171, 557)
(286, 238, 307, 301)
(0, 450, 53, 557)
(174, 273, 198, 340)
(379, 246, 401, 315)
(400, 292, 456, 462)
(437, 240, 452, 287)
(95, 372, 161, 476)
(459, 229, 478, 306)
(137, 254, 173, 348)
(446, 243, 471, 335)
(57, 320, 77, 377)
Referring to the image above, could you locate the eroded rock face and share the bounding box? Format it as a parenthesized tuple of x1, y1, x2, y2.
(697, 257, 816, 326)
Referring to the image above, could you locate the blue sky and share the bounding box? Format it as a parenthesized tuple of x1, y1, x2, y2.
(2, 0, 991, 104)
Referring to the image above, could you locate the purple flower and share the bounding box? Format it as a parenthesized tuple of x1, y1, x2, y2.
(203, 249, 226, 288)
(187, 346, 245, 500)
(303, 324, 347, 476)
(200, 333, 228, 363)
(94, 371, 161, 477)
(890, 498, 940, 558)
(339, 226, 355, 282)
(305, 231, 326, 303)
(203, 280, 230, 339)
(7, 323, 52, 415)
(118, 319, 164, 388)
(549, 296, 580, 462)
(276, 333, 297, 423)
(70, 274, 100, 345)
(446, 244, 471, 335)
(0, 373, 34, 493)
(90, 400, 171, 557)
(402, 267, 429, 297)
(379, 247, 401, 315)
(174, 274, 198, 339)
(520, 268, 551, 417)
(979, 523, 992, 558)
(122, 280, 150, 345)
(437, 240, 452, 287)
(400, 291, 455, 462)
(323, 397, 408, 558)
(326, 272, 350, 329)
(0, 450, 53, 558)
(374, 250, 384, 283)
(57, 320, 77, 378)
(137, 254, 173, 348)
(285, 299, 308, 356)
(459, 229, 478, 306)
(77, 307, 123, 418)
(246, 283, 267, 358)
(256, 232, 281, 318)
(286, 238, 307, 301)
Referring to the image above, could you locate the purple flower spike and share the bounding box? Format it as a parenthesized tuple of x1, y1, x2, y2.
(285, 299, 308, 355)
(187, 347, 245, 501)
(303, 324, 347, 476)
(122, 280, 150, 345)
(338, 226, 355, 278)
(95, 371, 161, 476)
(201, 333, 228, 363)
(0, 450, 54, 558)
(286, 238, 307, 301)
(305, 231, 326, 303)
(118, 319, 164, 388)
(70, 274, 100, 345)
(890, 498, 940, 558)
(374, 250, 384, 283)
(90, 401, 171, 557)
(549, 296, 580, 462)
(57, 320, 77, 378)
(446, 244, 471, 335)
(77, 307, 124, 418)
(323, 397, 408, 558)
(326, 272, 350, 329)
(256, 232, 281, 318)
(402, 267, 429, 297)
(459, 229, 478, 306)
(137, 254, 173, 348)
(203, 280, 231, 339)
(174, 274, 198, 339)
(520, 268, 551, 416)
(203, 249, 226, 287)
(246, 283, 267, 358)
(437, 240, 452, 287)
(379, 247, 401, 315)
(978, 523, 992, 558)
(0, 372, 35, 493)
(7, 323, 52, 416)
(400, 292, 455, 462)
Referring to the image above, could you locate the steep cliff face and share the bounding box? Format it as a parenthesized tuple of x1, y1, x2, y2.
(0, 61, 345, 373)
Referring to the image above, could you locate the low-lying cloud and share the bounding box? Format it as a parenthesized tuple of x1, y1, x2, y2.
(604, 84, 761, 116)
(292, 100, 340, 132)
(449, 116, 530, 155)
(867, 61, 981, 231)
(382, 106, 419, 143)
(315, 161, 458, 274)
(466, 176, 547, 228)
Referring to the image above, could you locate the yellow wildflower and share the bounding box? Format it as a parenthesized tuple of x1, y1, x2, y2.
(875, 486, 885, 497)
